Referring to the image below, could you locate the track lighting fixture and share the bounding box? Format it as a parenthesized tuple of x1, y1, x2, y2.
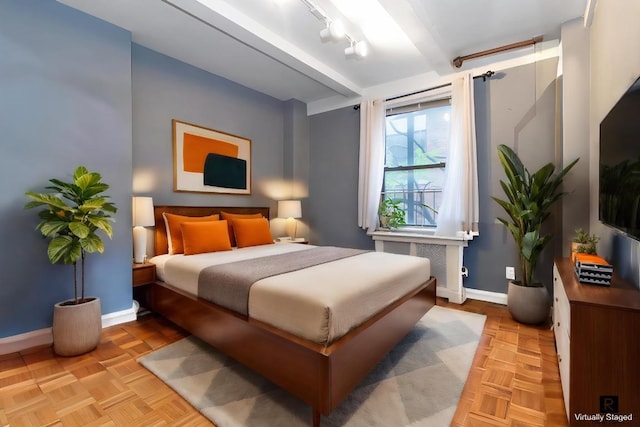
(319, 20, 345, 42)
(344, 39, 368, 58)
(300, 0, 367, 60)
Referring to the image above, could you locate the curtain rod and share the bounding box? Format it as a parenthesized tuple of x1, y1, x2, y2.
(383, 70, 495, 102)
(452, 36, 543, 68)
(353, 70, 495, 110)
(385, 83, 450, 103)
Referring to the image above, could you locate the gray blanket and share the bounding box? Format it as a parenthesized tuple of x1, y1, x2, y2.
(198, 246, 367, 316)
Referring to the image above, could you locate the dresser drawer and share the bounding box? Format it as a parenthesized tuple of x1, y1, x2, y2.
(553, 264, 571, 338)
(556, 320, 571, 417)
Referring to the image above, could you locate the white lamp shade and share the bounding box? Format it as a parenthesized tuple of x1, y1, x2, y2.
(278, 200, 302, 219)
(132, 196, 154, 227)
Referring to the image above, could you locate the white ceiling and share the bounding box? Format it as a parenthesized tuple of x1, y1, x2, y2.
(58, 0, 588, 113)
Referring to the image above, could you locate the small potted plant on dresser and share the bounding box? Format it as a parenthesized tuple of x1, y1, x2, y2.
(25, 166, 117, 356)
(570, 228, 599, 261)
(492, 144, 578, 324)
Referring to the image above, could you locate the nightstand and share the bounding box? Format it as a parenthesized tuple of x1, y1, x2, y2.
(276, 238, 309, 244)
(132, 262, 156, 287)
(132, 262, 156, 313)
(291, 239, 309, 244)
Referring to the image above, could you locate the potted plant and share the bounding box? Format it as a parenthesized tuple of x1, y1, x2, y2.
(492, 145, 578, 324)
(571, 228, 599, 261)
(25, 166, 117, 356)
(378, 198, 406, 229)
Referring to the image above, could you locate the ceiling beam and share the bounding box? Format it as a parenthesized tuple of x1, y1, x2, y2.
(165, 0, 363, 97)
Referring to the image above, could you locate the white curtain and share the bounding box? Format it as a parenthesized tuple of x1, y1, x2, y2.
(435, 72, 479, 239)
(357, 99, 386, 233)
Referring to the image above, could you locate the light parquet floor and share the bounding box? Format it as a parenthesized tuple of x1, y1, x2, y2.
(441, 298, 568, 426)
(1, 298, 567, 426)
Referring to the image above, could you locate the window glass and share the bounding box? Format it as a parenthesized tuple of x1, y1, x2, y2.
(382, 100, 450, 227)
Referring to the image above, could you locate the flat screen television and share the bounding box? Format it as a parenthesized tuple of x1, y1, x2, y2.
(599, 76, 640, 240)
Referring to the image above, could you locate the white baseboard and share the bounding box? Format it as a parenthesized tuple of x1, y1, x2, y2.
(102, 302, 138, 328)
(0, 328, 53, 356)
(464, 287, 508, 305)
(0, 302, 138, 355)
(437, 286, 466, 304)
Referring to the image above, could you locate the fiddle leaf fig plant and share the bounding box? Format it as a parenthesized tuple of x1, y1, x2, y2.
(492, 145, 578, 287)
(25, 166, 117, 304)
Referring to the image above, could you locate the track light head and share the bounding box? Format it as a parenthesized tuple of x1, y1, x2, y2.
(301, 0, 367, 61)
(344, 40, 368, 58)
(319, 20, 345, 42)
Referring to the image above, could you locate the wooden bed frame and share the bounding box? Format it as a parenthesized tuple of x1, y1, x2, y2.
(148, 205, 436, 426)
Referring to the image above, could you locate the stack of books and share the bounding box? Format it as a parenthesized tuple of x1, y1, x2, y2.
(574, 253, 613, 286)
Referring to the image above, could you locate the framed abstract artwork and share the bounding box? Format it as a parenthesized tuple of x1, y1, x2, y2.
(172, 119, 252, 194)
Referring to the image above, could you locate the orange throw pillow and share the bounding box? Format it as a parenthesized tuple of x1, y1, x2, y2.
(163, 212, 220, 254)
(181, 221, 232, 255)
(220, 212, 263, 246)
(233, 218, 274, 248)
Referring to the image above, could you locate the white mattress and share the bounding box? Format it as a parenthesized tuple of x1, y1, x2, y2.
(150, 244, 430, 344)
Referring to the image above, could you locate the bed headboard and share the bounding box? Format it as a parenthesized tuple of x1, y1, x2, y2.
(153, 205, 270, 256)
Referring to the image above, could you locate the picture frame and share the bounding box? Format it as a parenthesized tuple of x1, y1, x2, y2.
(172, 119, 251, 194)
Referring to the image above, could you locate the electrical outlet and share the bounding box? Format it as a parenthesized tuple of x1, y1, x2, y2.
(506, 266, 515, 280)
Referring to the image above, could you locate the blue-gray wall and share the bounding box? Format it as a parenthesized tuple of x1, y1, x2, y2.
(308, 107, 374, 250)
(307, 60, 562, 293)
(0, 0, 133, 337)
(588, 0, 640, 289)
(464, 58, 561, 293)
(0, 1, 301, 340)
(4, 0, 633, 341)
(132, 44, 287, 210)
(284, 99, 310, 198)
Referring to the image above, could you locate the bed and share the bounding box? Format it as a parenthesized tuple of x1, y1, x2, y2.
(147, 205, 436, 426)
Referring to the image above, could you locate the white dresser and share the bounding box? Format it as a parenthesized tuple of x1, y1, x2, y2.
(552, 262, 571, 417)
(553, 258, 640, 424)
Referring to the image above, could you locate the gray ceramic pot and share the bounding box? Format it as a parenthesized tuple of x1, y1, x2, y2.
(507, 281, 550, 325)
(53, 297, 101, 356)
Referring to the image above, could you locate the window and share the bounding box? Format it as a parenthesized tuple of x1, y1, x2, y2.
(382, 97, 451, 227)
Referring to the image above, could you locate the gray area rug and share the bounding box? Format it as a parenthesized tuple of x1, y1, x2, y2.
(138, 306, 486, 426)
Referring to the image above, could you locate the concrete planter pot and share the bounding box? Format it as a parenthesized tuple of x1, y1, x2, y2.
(570, 241, 581, 262)
(507, 282, 550, 325)
(53, 297, 101, 356)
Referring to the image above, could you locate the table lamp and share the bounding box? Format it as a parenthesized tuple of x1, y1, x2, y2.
(278, 200, 302, 239)
(132, 196, 154, 263)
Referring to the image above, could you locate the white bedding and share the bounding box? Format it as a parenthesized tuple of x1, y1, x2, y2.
(150, 244, 431, 344)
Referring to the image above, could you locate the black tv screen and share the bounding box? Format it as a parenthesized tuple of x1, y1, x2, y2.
(599, 76, 640, 240)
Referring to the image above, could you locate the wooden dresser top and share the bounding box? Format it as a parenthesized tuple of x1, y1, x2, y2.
(555, 257, 640, 311)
